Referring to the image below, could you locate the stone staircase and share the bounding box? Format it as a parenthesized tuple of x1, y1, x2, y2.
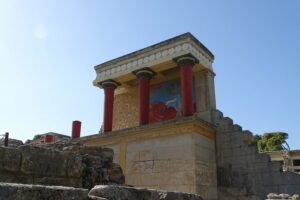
(214, 110, 300, 200)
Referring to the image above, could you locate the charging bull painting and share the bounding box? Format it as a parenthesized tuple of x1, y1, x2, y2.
(149, 78, 196, 123)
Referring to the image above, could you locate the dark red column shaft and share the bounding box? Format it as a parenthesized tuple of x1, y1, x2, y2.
(72, 120, 81, 138)
(44, 134, 54, 143)
(180, 63, 194, 116)
(138, 76, 151, 125)
(103, 87, 115, 132)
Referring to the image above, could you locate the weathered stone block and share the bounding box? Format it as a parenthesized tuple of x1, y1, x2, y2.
(88, 185, 203, 200)
(1, 147, 21, 172)
(66, 154, 84, 178)
(0, 182, 89, 200)
(0, 171, 34, 184)
(34, 176, 82, 188)
(107, 163, 125, 184)
(19, 145, 68, 177)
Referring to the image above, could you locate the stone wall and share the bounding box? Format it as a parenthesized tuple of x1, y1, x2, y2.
(215, 110, 300, 199)
(0, 182, 89, 200)
(102, 131, 217, 200)
(0, 145, 124, 189)
(0, 183, 204, 200)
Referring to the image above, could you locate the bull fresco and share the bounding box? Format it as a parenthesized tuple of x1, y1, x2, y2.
(149, 78, 196, 123)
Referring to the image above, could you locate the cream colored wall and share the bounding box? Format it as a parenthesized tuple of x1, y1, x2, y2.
(101, 133, 217, 199)
(194, 133, 218, 200)
(125, 134, 196, 193)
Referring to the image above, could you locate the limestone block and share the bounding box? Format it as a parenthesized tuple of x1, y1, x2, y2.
(167, 159, 195, 172)
(63, 145, 114, 164)
(127, 140, 153, 153)
(152, 160, 170, 173)
(166, 170, 195, 185)
(154, 146, 193, 160)
(196, 185, 218, 200)
(196, 167, 217, 186)
(1, 147, 21, 172)
(88, 185, 203, 200)
(138, 160, 154, 174)
(107, 163, 125, 184)
(140, 150, 156, 161)
(126, 160, 142, 174)
(126, 152, 140, 162)
(152, 134, 193, 148)
(0, 171, 34, 184)
(138, 172, 162, 186)
(66, 154, 84, 178)
(126, 173, 141, 186)
(0, 182, 89, 200)
(19, 145, 68, 177)
(195, 146, 216, 164)
(194, 133, 215, 150)
(34, 176, 82, 188)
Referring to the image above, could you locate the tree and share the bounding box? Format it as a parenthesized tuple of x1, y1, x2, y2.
(252, 132, 289, 152)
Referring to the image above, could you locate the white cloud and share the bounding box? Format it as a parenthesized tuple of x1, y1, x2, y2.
(33, 24, 48, 39)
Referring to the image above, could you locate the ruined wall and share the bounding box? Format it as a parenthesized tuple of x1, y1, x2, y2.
(0, 145, 124, 189)
(215, 111, 300, 199)
(0, 183, 204, 200)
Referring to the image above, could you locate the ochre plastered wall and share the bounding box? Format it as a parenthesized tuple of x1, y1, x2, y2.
(112, 88, 139, 131)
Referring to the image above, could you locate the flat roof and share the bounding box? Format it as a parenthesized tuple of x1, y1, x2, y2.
(95, 32, 214, 70)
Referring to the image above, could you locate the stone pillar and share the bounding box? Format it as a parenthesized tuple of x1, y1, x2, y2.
(194, 69, 216, 113)
(99, 80, 120, 132)
(194, 69, 217, 124)
(133, 68, 156, 125)
(72, 120, 81, 138)
(175, 55, 197, 116)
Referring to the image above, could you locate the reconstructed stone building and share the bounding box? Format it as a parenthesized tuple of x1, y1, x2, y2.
(77, 33, 300, 200)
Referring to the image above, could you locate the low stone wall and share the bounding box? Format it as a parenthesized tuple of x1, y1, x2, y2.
(0, 183, 204, 200)
(0, 182, 89, 200)
(0, 145, 124, 188)
(266, 193, 300, 200)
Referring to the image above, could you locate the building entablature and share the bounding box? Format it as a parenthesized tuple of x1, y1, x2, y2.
(93, 32, 214, 88)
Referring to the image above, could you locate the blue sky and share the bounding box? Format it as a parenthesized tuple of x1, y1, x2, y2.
(0, 0, 299, 149)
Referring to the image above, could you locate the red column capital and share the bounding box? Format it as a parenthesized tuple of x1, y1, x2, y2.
(98, 79, 120, 132)
(174, 54, 198, 117)
(133, 68, 156, 125)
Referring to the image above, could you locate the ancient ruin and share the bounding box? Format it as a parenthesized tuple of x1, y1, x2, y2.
(1, 33, 300, 199)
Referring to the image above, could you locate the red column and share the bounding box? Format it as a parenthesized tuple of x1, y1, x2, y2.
(133, 68, 155, 125)
(175, 56, 196, 116)
(44, 134, 54, 143)
(72, 120, 81, 138)
(99, 80, 119, 132)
